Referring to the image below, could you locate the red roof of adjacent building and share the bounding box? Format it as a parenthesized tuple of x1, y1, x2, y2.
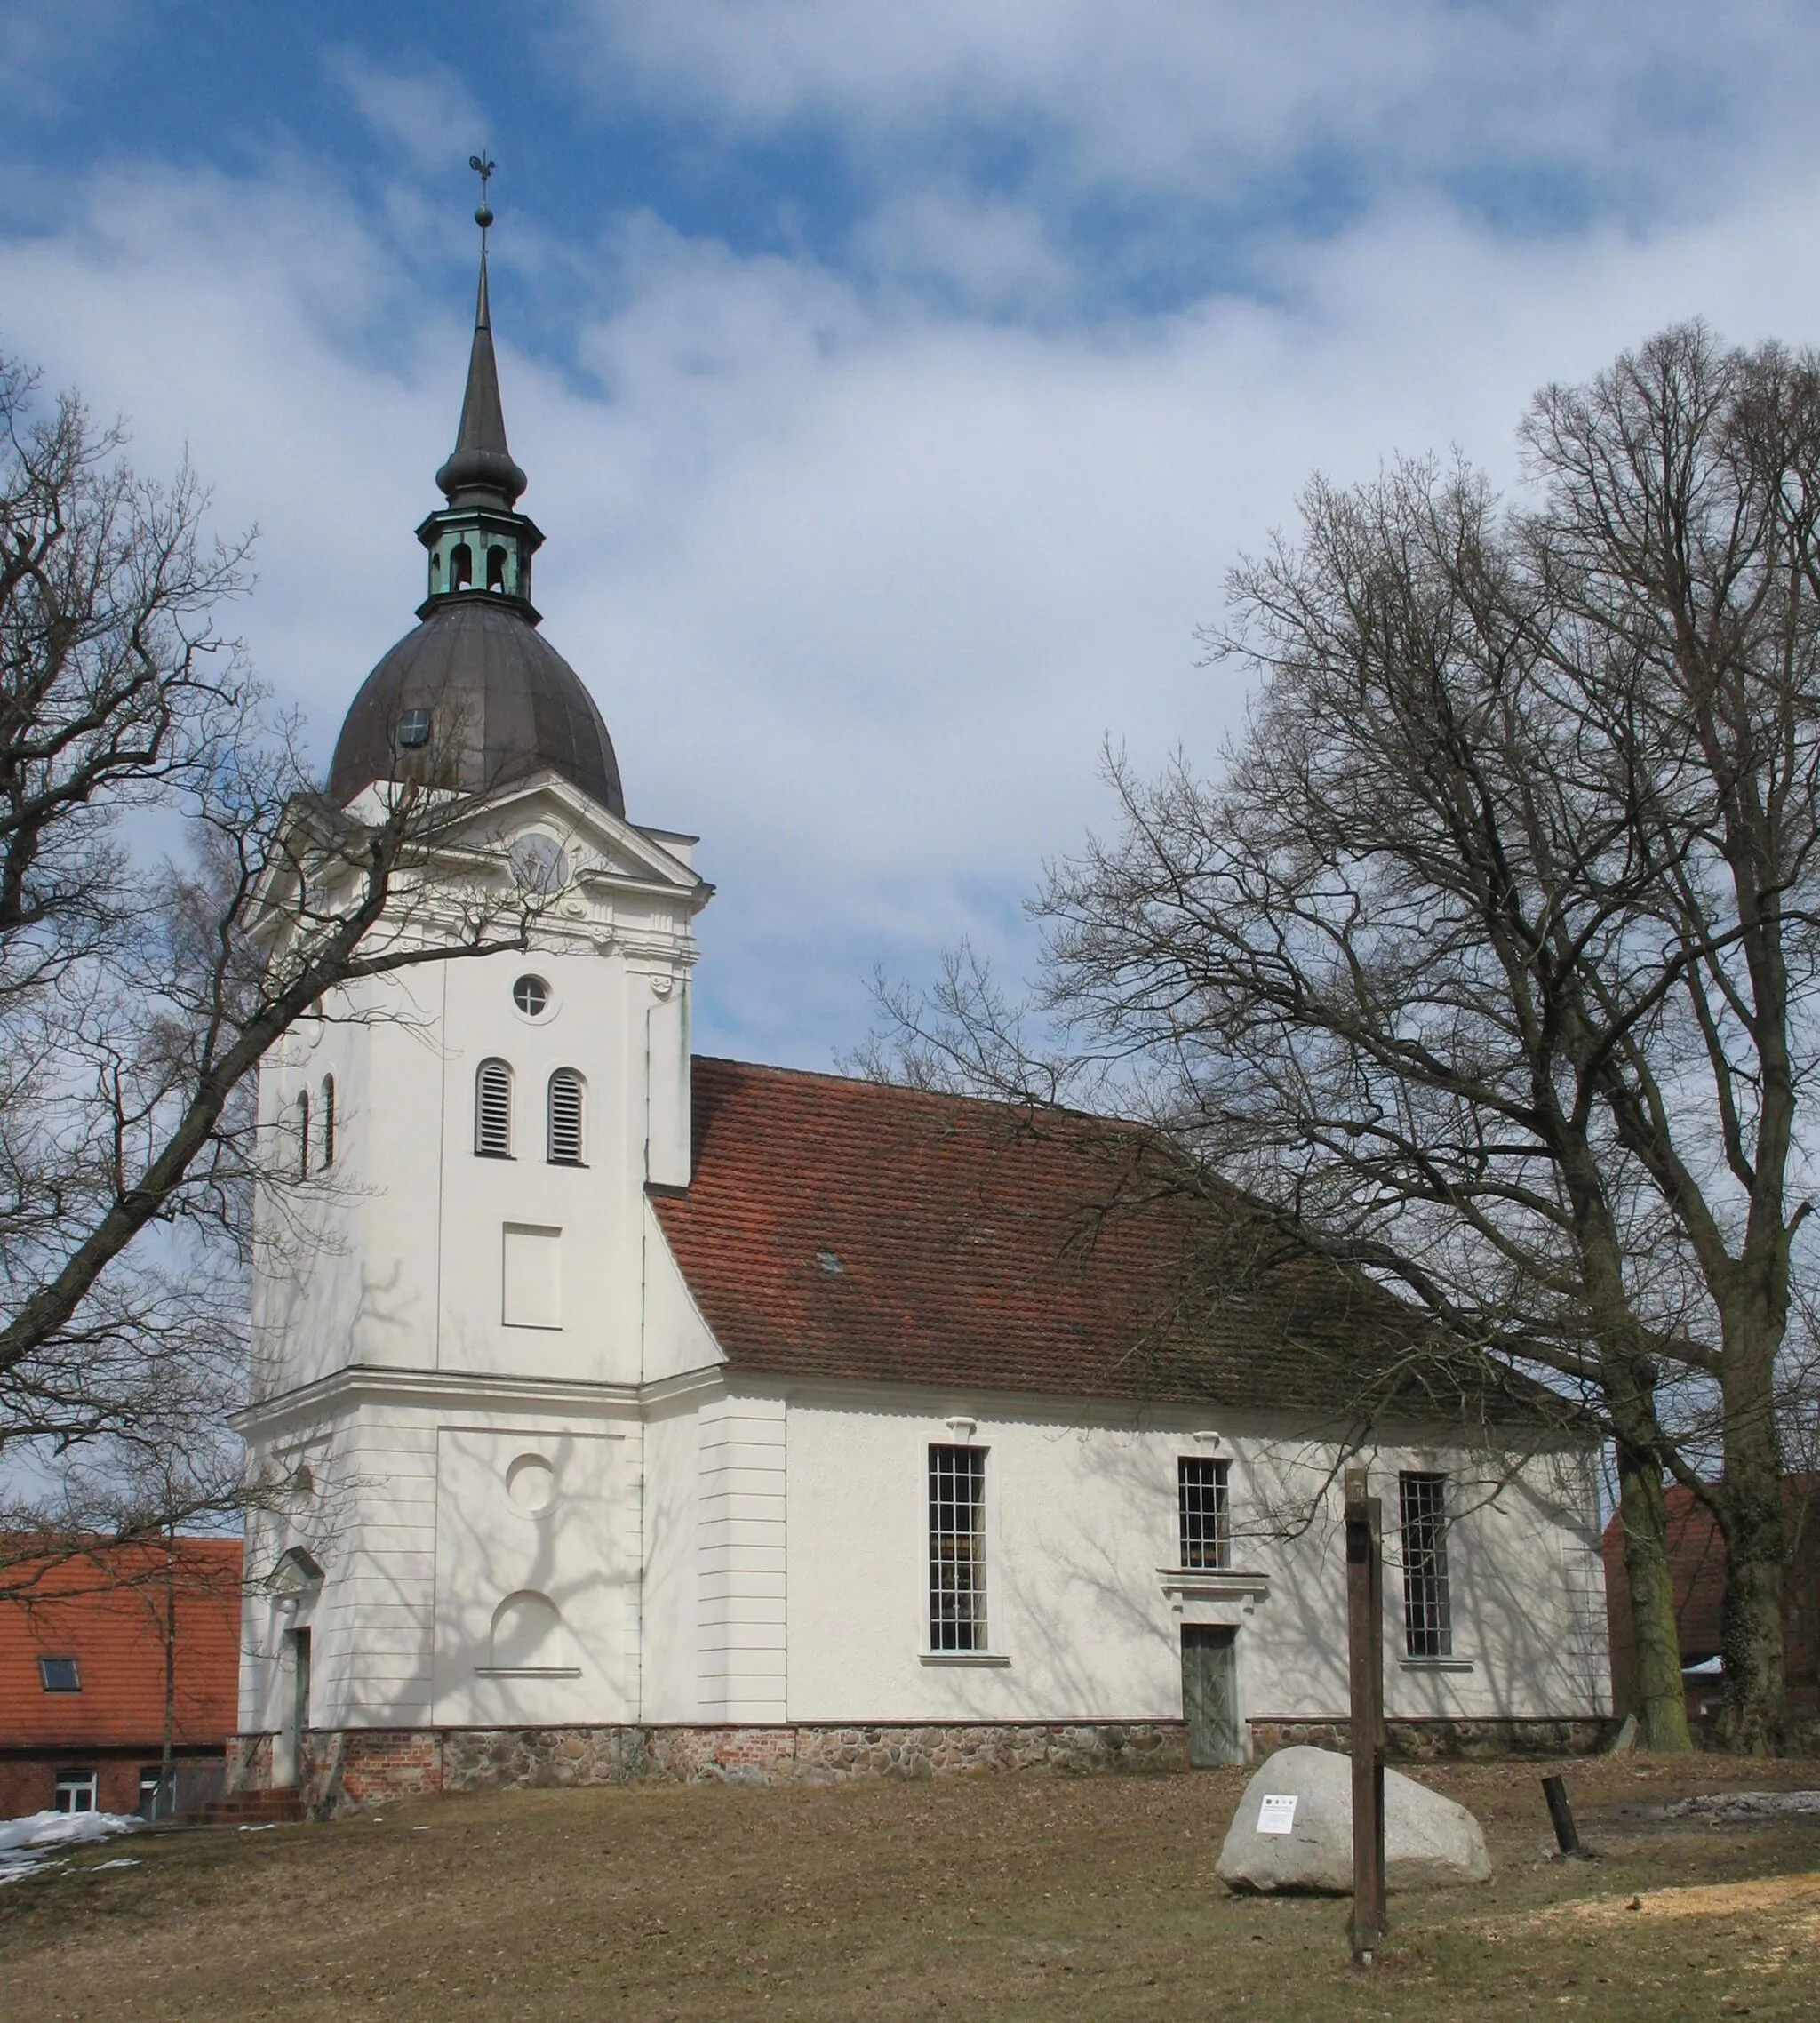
(1601, 1478, 1820, 1712)
(654, 1058, 1565, 1427)
(0, 1539, 242, 1750)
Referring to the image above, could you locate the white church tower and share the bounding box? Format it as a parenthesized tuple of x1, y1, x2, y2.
(234, 193, 1612, 1810)
(237, 196, 721, 1797)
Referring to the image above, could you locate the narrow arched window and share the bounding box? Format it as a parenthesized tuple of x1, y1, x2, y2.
(547, 1070, 584, 1164)
(475, 1059, 513, 1157)
(451, 540, 472, 590)
(320, 1074, 336, 1171)
(487, 544, 508, 592)
(295, 1091, 310, 1181)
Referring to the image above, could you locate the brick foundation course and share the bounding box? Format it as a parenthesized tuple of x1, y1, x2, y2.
(230, 1713, 1614, 1818)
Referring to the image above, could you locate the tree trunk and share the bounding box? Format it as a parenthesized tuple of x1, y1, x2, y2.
(1614, 1441, 1694, 1752)
(1714, 1355, 1788, 1754)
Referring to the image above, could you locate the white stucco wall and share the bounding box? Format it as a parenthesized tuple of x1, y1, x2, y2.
(250, 778, 707, 1409)
(779, 1389, 1610, 1731)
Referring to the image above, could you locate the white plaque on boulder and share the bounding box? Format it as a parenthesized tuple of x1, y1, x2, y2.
(1257, 1793, 1297, 1835)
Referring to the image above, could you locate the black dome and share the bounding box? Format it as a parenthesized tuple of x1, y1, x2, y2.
(328, 599, 626, 817)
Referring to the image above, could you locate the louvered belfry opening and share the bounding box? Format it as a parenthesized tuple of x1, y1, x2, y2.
(547, 1069, 584, 1164)
(475, 1059, 513, 1157)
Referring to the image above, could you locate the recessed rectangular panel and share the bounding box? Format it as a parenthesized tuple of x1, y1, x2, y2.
(502, 1222, 563, 1329)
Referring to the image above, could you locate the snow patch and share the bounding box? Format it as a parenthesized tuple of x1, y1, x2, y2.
(0, 1810, 144, 1886)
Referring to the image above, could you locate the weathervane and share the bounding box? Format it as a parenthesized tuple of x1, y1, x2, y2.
(469, 151, 496, 246)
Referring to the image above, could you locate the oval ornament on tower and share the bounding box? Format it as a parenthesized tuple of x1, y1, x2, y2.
(505, 1451, 555, 1515)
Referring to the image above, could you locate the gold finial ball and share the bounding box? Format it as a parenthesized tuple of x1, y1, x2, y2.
(475, 203, 495, 229)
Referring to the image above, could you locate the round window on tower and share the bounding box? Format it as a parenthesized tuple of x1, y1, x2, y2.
(397, 708, 432, 750)
(513, 974, 550, 1019)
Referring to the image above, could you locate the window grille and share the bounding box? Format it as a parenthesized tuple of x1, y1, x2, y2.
(38, 1656, 80, 1692)
(547, 1070, 584, 1163)
(1178, 1457, 1230, 1570)
(928, 1444, 988, 1651)
(475, 1059, 513, 1157)
(1399, 1471, 1453, 1659)
(295, 1091, 310, 1180)
(320, 1075, 335, 1170)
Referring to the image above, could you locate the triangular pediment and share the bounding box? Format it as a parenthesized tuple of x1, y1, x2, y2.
(433, 771, 711, 902)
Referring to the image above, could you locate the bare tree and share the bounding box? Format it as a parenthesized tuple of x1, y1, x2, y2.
(866, 325, 1820, 1753)
(0, 348, 547, 1563)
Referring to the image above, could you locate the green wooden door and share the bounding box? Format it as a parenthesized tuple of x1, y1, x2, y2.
(1181, 1625, 1241, 1766)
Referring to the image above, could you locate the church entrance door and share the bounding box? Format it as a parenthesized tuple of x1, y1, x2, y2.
(1181, 1625, 1241, 1765)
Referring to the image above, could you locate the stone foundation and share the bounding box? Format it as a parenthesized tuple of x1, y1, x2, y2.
(1249, 1716, 1612, 1759)
(230, 1712, 1615, 1817)
(232, 1721, 1187, 1815)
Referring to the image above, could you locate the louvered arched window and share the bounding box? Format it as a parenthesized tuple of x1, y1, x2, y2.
(547, 1070, 584, 1164)
(320, 1074, 336, 1171)
(295, 1091, 310, 1180)
(475, 1059, 513, 1157)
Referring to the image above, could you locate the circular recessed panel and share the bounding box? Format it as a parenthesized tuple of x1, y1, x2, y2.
(512, 974, 551, 1019)
(506, 1453, 555, 1515)
(510, 834, 571, 897)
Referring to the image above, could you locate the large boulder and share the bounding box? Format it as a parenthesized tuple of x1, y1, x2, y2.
(1216, 1745, 1491, 1894)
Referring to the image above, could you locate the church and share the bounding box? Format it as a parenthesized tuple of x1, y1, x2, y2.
(232, 217, 1613, 1814)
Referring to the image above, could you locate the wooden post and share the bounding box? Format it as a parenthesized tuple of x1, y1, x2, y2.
(1345, 1466, 1387, 1966)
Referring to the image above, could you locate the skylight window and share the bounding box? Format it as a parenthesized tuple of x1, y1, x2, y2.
(39, 1656, 81, 1692)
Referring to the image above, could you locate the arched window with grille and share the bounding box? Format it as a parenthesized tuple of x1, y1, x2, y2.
(475, 1059, 513, 1157)
(295, 1091, 310, 1181)
(547, 1069, 584, 1164)
(320, 1075, 336, 1171)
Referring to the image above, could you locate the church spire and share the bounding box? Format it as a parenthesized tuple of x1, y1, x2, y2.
(416, 158, 544, 619)
(435, 156, 528, 508)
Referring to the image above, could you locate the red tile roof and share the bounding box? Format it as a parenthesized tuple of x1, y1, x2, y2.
(654, 1058, 1558, 1426)
(0, 1539, 242, 1750)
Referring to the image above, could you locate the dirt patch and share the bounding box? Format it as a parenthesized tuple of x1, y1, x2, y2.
(1534, 1872, 1820, 1924)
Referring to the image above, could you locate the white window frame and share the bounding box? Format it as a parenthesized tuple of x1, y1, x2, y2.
(1177, 1455, 1231, 1571)
(53, 1770, 98, 1814)
(923, 1443, 1010, 1664)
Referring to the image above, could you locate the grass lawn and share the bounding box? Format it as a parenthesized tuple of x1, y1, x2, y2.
(4, 1753, 1820, 2019)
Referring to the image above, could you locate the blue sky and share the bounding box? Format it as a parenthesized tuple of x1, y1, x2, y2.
(6, 2, 1820, 1066)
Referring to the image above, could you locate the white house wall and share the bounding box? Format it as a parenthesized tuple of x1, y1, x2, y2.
(779, 1392, 1609, 1730)
(242, 1377, 1608, 1746)
(697, 1393, 787, 1723)
(430, 1427, 635, 1727)
(639, 1393, 705, 1722)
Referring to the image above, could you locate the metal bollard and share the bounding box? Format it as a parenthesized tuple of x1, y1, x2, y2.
(1542, 1774, 1586, 1858)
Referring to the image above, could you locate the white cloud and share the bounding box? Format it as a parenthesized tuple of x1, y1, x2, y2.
(553, 0, 1820, 220)
(5, 130, 1820, 1066)
(325, 49, 488, 172)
